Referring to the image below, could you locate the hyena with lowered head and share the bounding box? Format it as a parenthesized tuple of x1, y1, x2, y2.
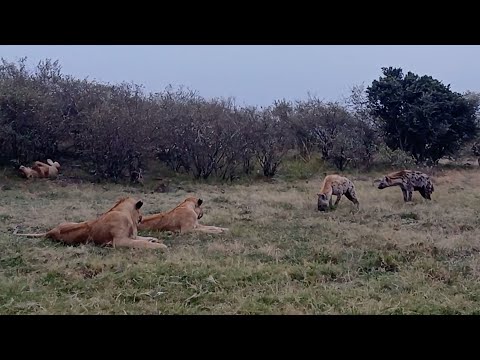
(376, 170, 434, 202)
(317, 174, 359, 211)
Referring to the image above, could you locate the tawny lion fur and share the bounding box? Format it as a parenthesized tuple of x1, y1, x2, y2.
(19, 159, 61, 179)
(14, 197, 167, 250)
(138, 197, 229, 234)
(317, 174, 359, 211)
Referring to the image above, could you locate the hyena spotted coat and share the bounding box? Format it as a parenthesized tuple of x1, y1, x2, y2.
(317, 174, 359, 211)
(377, 170, 434, 202)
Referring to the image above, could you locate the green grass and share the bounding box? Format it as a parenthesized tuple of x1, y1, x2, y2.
(1, 167, 480, 314)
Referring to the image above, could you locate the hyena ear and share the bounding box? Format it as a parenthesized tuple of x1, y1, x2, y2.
(197, 199, 203, 206)
(135, 200, 144, 209)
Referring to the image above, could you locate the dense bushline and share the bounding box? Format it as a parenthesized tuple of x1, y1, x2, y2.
(1, 58, 478, 182)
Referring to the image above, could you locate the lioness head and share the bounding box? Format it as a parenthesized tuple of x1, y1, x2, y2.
(184, 197, 204, 219)
(377, 176, 391, 189)
(196, 199, 204, 219)
(19, 166, 34, 178)
(317, 193, 329, 211)
(134, 200, 144, 224)
(196, 200, 204, 219)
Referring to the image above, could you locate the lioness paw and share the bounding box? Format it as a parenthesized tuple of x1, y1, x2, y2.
(156, 243, 168, 250)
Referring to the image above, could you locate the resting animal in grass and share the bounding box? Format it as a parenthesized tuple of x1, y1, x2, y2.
(19, 159, 61, 179)
(138, 197, 229, 234)
(14, 197, 167, 250)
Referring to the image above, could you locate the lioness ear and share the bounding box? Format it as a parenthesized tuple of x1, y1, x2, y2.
(197, 199, 203, 206)
(135, 200, 143, 209)
(47, 159, 54, 166)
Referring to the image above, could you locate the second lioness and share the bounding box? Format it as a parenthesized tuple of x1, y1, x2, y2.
(138, 197, 228, 234)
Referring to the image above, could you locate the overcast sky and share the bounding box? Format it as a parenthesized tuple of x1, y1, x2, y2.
(0, 45, 479, 106)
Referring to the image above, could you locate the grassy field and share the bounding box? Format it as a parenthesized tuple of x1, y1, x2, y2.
(1, 166, 480, 314)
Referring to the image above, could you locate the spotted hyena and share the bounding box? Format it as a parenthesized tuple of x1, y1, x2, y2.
(376, 170, 434, 202)
(317, 174, 359, 211)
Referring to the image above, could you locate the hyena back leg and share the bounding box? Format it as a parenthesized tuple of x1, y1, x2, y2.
(345, 189, 360, 209)
(418, 187, 428, 199)
(421, 187, 432, 200)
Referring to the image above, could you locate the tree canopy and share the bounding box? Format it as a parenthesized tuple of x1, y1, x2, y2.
(366, 67, 479, 163)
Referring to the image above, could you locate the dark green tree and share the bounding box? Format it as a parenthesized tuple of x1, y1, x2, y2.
(367, 67, 479, 163)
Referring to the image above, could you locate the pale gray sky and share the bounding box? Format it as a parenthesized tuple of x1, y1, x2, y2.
(1, 45, 479, 106)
